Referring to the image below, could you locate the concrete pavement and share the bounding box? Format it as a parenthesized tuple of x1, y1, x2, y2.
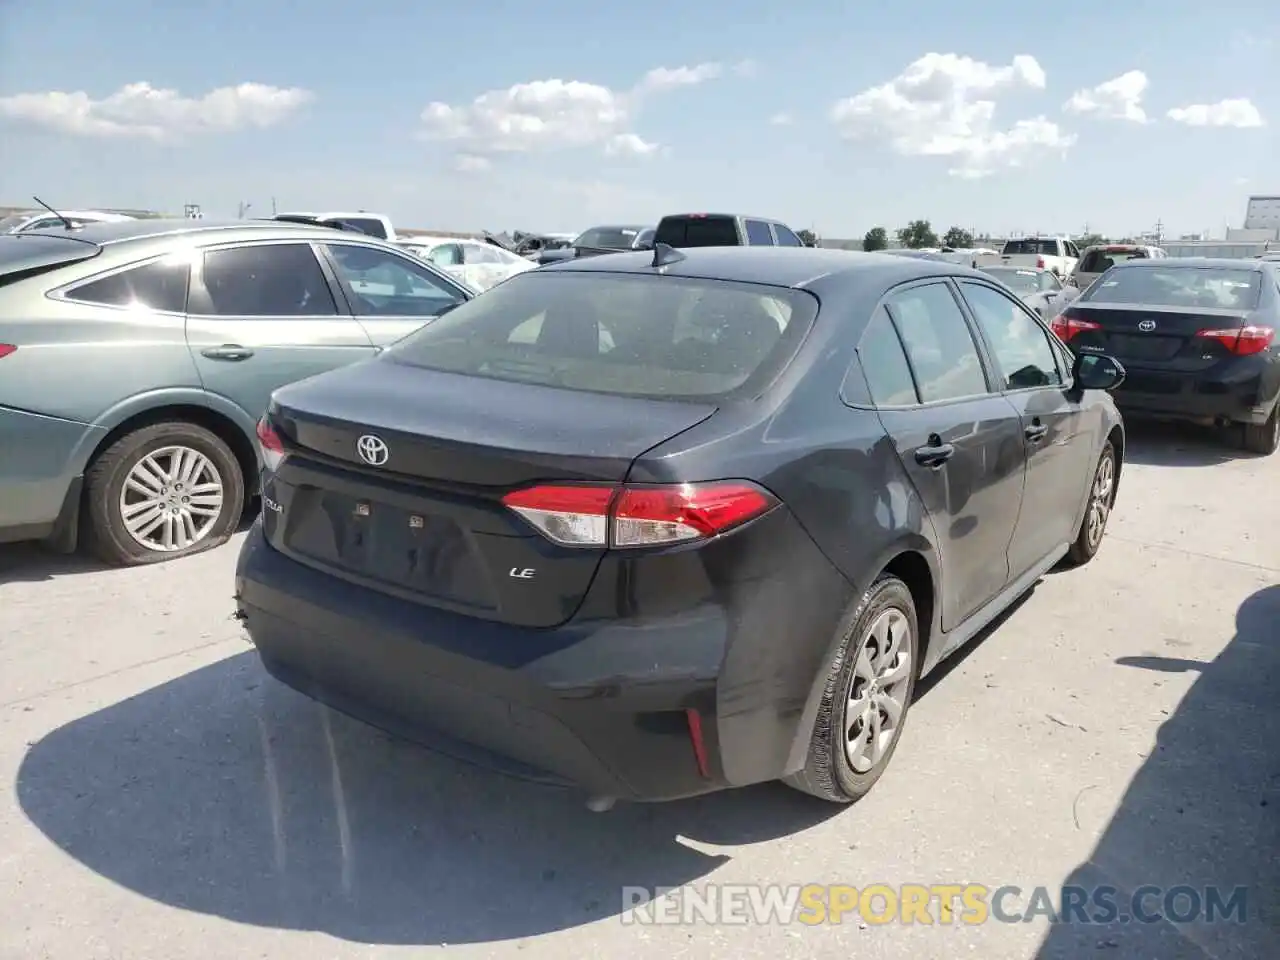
(0, 420, 1276, 960)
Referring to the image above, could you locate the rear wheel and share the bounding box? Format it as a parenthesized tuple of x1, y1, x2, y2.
(1239, 403, 1280, 456)
(84, 421, 245, 566)
(1065, 441, 1116, 567)
(784, 575, 918, 804)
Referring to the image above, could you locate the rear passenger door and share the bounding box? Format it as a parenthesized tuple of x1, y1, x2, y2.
(955, 280, 1093, 579)
(859, 281, 1028, 629)
(185, 241, 377, 422)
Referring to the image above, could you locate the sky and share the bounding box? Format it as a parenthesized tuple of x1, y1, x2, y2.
(0, 0, 1276, 239)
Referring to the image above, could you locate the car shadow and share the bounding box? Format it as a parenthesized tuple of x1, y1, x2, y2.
(1033, 584, 1280, 959)
(1120, 419, 1247, 468)
(15, 651, 840, 946)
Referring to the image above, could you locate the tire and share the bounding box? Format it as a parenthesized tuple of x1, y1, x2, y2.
(784, 574, 919, 804)
(1064, 441, 1117, 567)
(1239, 402, 1279, 456)
(83, 421, 245, 566)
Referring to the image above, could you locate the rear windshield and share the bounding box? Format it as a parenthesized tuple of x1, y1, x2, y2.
(385, 271, 818, 401)
(654, 216, 741, 248)
(980, 268, 1040, 295)
(1078, 248, 1149, 273)
(0, 214, 33, 233)
(575, 227, 643, 249)
(336, 218, 388, 239)
(1002, 239, 1059, 256)
(1081, 266, 1262, 310)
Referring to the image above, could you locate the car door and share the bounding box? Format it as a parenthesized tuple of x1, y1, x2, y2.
(319, 241, 473, 344)
(862, 281, 1028, 629)
(955, 280, 1095, 579)
(185, 240, 377, 422)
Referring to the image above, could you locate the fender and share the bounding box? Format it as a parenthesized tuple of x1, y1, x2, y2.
(782, 531, 942, 777)
(69, 387, 258, 475)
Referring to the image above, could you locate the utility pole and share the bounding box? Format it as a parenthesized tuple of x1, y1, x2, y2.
(1154, 218, 1163, 243)
(271, 197, 277, 216)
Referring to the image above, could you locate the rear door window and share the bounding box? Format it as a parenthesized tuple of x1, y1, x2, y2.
(65, 256, 190, 313)
(744, 219, 775, 245)
(884, 283, 990, 403)
(386, 271, 818, 401)
(654, 216, 741, 247)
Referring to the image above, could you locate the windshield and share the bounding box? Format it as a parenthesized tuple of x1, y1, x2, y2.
(1078, 248, 1150, 273)
(654, 216, 740, 248)
(1002, 239, 1058, 256)
(0, 214, 33, 233)
(981, 268, 1040, 295)
(385, 271, 818, 401)
(574, 227, 644, 249)
(1081, 266, 1262, 310)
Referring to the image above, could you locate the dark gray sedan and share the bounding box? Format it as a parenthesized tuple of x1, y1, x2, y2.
(0, 218, 473, 565)
(980, 265, 1079, 319)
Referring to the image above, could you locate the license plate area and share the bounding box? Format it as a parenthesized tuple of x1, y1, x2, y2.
(285, 488, 492, 604)
(1104, 333, 1182, 361)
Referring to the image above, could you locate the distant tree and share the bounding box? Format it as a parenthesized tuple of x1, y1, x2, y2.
(796, 228, 818, 246)
(897, 219, 938, 249)
(1077, 233, 1107, 248)
(942, 226, 974, 249)
(862, 226, 889, 251)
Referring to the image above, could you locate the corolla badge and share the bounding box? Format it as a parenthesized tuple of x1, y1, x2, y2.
(1137, 319, 1157, 332)
(357, 434, 390, 466)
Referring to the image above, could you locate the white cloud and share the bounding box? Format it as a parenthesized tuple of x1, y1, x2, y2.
(1063, 70, 1148, 122)
(453, 153, 492, 173)
(0, 81, 312, 139)
(419, 61, 729, 161)
(769, 112, 793, 126)
(1167, 98, 1264, 128)
(830, 52, 1074, 178)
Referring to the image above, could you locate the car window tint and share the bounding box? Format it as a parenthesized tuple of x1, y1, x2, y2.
(654, 216, 740, 247)
(774, 225, 803, 247)
(386, 272, 817, 402)
(325, 243, 465, 317)
(884, 283, 989, 403)
(196, 243, 336, 317)
(338, 218, 388, 239)
(959, 282, 1062, 390)
(857, 307, 919, 406)
(66, 257, 190, 313)
(744, 219, 775, 245)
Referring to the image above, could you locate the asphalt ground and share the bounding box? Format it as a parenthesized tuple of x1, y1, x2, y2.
(1, 419, 1276, 960)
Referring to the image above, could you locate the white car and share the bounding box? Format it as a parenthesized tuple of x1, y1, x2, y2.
(399, 236, 536, 291)
(0, 209, 136, 233)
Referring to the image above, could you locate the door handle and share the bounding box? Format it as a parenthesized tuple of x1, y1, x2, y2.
(914, 440, 955, 468)
(201, 344, 255, 361)
(1025, 421, 1049, 443)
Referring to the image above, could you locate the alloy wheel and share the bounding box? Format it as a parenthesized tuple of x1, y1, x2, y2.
(119, 445, 226, 552)
(844, 608, 913, 774)
(1085, 452, 1115, 549)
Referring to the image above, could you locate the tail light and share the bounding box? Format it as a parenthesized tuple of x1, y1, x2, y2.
(501, 481, 777, 548)
(0, 344, 15, 359)
(1035, 256, 1045, 269)
(255, 416, 286, 471)
(1050, 309, 1102, 343)
(1195, 325, 1274, 357)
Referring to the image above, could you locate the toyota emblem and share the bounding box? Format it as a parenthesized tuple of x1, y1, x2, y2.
(356, 434, 389, 466)
(1137, 319, 1157, 332)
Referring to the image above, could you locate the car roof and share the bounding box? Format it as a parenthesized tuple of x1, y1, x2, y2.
(1107, 257, 1264, 271)
(982, 264, 1048, 273)
(540, 246, 982, 290)
(34, 217, 371, 246)
(657, 213, 789, 225)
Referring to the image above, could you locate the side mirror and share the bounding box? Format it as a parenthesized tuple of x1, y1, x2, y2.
(1072, 352, 1125, 392)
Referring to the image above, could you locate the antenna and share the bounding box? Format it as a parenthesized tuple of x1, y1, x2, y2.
(650, 242, 686, 268)
(32, 196, 74, 230)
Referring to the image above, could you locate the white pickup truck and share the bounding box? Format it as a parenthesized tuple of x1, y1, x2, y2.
(999, 236, 1080, 278)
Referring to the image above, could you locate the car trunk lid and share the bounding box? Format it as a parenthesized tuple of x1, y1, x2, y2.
(1062, 304, 1255, 369)
(262, 359, 717, 627)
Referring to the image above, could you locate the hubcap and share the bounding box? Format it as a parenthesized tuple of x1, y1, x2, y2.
(119, 445, 225, 552)
(1085, 452, 1114, 549)
(844, 608, 913, 774)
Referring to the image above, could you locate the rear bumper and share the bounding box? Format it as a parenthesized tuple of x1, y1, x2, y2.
(1111, 359, 1276, 424)
(235, 512, 854, 802)
(0, 405, 98, 542)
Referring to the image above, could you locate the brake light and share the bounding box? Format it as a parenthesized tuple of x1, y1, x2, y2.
(0, 344, 15, 359)
(1195, 325, 1274, 357)
(1050, 310, 1102, 343)
(255, 416, 286, 471)
(501, 481, 777, 548)
(1035, 256, 1045, 269)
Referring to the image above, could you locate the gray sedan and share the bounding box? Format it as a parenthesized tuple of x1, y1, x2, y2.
(979, 265, 1078, 319)
(0, 218, 473, 565)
